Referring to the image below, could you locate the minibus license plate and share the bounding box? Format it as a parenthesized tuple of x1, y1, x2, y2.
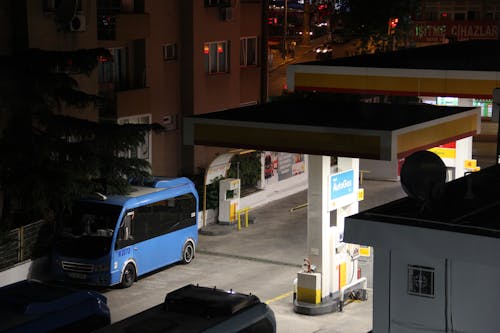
(68, 272, 87, 280)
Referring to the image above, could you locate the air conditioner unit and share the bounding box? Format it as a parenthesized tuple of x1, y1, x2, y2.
(219, 7, 232, 21)
(69, 14, 86, 32)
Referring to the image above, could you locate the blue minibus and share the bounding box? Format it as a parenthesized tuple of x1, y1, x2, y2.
(0, 279, 110, 333)
(52, 177, 199, 288)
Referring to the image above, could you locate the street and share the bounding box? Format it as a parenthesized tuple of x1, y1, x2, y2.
(268, 37, 359, 97)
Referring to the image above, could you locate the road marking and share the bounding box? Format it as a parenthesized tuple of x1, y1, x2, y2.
(265, 290, 294, 304)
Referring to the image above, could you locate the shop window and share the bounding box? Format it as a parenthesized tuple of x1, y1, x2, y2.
(204, 41, 229, 74)
(408, 265, 435, 298)
(163, 43, 177, 61)
(240, 37, 258, 67)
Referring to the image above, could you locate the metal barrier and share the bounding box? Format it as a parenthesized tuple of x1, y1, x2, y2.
(0, 220, 51, 271)
(236, 207, 250, 231)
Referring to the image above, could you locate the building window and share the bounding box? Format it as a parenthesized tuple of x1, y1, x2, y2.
(204, 41, 229, 74)
(240, 37, 258, 67)
(98, 47, 129, 91)
(408, 265, 435, 298)
(163, 43, 177, 61)
(467, 10, 479, 20)
(204, 0, 230, 7)
(117, 114, 152, 162)
(44, 0, 81, 12)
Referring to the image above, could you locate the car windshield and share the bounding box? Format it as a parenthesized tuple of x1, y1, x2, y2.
(60, 201, 122, 239)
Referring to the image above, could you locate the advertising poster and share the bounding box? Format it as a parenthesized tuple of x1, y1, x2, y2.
(264, 152, 305, 184)
(264, 152, 279, 184)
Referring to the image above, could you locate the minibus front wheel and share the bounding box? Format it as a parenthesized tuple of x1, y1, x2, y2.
(120, 263, 136, 288)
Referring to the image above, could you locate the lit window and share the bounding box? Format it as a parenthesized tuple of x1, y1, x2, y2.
(98, 47, 128, 90)
(240, 37, 258, 67)
(408, 265, 435, 298)
(204, 41, 229, 74)
(163, 43, 177, 61)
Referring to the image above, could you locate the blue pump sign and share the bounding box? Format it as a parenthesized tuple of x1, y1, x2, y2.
(329, 169, 355, 211)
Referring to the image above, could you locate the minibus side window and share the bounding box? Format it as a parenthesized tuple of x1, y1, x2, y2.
(116, 194, 196, 248)
(116, 211, 135, 249)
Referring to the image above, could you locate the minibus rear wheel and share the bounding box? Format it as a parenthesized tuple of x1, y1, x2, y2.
(181, 241, 195, 264)
(120, 263, 136, 288)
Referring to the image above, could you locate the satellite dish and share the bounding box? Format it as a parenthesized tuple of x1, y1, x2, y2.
(400, 150, 446, 210)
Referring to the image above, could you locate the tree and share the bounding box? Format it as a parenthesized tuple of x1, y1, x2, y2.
(0, 48, 162, 227)
(335, 0, 419, 52)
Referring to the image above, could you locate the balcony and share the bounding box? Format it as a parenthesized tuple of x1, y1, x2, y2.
(98, 13, 150, 41)
(116, 88, 150, 118)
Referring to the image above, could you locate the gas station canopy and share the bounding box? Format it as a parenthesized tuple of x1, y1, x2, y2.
(288, 39, 500, 98)
(183, 100, 479, 161)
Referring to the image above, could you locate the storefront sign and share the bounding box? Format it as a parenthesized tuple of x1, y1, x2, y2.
(414, 21, 498, 43)
(329, 169, 355, 211)
(428, 141, 456, 159)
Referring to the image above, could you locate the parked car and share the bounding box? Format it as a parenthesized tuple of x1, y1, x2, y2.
(94, 284, 276, 333)
(0, 279, 110, 333)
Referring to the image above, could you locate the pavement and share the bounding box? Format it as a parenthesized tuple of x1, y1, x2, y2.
(197, 176, 407, 333)
(196, 140, 497, 333)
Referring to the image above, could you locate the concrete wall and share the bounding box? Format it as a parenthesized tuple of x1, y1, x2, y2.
(377, 250, 500, 333)
(0, 257, 50, 288)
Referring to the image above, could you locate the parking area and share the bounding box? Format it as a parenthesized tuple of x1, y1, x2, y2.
(102, 140, 499, 333)
(103, 178, 408, 333)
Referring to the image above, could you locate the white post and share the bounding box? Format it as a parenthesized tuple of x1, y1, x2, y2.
(336, 157, 360, 242)
(307, 155, 332, 299)
(455, 137, 473, 179)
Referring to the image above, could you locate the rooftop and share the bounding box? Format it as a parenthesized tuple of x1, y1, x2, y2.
(350, 163, 500, 238)
(195, 100, 475, 131)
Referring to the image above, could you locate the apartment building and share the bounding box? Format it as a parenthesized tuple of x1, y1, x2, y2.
(1, 0, 266, 178)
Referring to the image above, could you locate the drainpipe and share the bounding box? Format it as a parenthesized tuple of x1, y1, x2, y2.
(261, 0, 269, 102)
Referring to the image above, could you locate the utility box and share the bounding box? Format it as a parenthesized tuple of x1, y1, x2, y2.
(297, 272, 321, 304)
(218, 178, 240, 224)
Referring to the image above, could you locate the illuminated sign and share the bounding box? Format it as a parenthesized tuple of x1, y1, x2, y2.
(329, 169, 355, 211)
(414, 21, 499, 42)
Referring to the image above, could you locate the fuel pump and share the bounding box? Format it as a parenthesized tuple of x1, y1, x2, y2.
(218, 178, 241, 224)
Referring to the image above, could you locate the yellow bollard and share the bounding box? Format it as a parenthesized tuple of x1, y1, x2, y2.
(237, 207, 250, 231)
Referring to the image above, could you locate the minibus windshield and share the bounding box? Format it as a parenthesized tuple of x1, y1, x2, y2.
(55, 202, 122, 259)
(60, 202, 122, 239)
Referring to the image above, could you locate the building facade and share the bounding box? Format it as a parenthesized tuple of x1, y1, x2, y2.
(1, 0, 266, 178)
(414, 0, 500, 45)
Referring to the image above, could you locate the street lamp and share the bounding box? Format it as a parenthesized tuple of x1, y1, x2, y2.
(282, 0, 288, 59)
